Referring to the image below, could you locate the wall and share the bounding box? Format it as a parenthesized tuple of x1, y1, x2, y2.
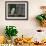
(0, 0, 46, 40)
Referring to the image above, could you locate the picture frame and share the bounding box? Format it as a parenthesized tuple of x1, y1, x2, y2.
(5, 1, 28, 20)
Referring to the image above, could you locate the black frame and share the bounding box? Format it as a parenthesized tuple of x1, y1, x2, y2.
(5, 1, 28, 20)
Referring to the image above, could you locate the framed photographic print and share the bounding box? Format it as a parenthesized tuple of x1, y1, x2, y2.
(5, 1, 28, 20)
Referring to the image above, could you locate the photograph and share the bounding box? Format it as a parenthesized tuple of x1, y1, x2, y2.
(5, 1, 28, 20)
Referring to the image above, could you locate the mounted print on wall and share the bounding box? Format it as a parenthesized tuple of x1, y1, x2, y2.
(5, 1, 28, 20)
